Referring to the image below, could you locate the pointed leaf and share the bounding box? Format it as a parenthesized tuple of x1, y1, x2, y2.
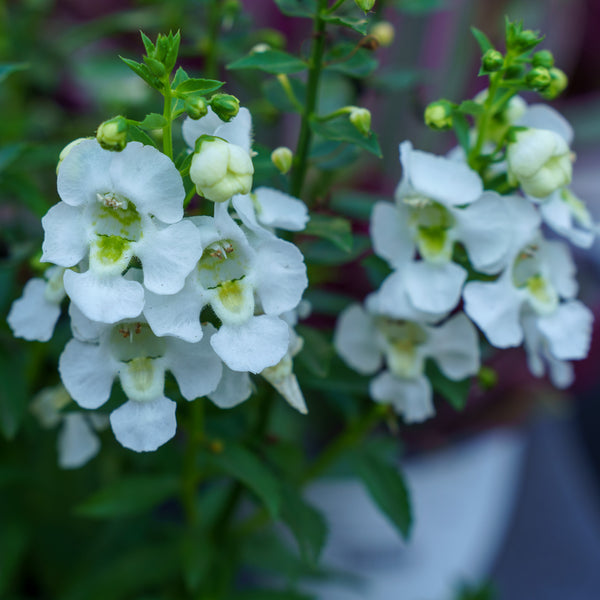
(228, 50, 307, 74)
(304, 214, 353, 252)
(175, 77, 224, 96)
(127, 125, 158, 148)
(322, 14, 368, 35)
(273, 0, 316, 17)
(310, 118, 381, 157)
(425, 360, 471, 411)
(120, 56, 161, 89)
(138, 113, 168, 130)
(471, 26, 494, 53)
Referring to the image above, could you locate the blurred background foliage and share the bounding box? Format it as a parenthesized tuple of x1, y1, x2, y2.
(2, 0, 600, 598)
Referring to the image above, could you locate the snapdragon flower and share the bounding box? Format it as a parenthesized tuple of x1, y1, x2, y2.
(42, 140, 202, 323)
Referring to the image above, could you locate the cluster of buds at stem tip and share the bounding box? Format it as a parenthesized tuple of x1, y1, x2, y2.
(271, 146, 293, 174)
(424, 99, 454, 131)
(96, 116, 129, 151)
(355, 0, 375, 12)
(209, 93, 240, 122)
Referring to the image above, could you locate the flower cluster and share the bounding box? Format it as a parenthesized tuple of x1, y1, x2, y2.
(335, 95, 595, 422)
(8, 106, 309, 457)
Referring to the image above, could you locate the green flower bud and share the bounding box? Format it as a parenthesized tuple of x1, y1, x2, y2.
(477, 366, 498, 390)
(532, 49, 554, 69)
(185, 95, 208, 120)
(271, 146, 293, 174)
(349, 107, 372, 137)
(482, 49, 504, 72)
(514, 29, 541, 52)
(526, 66, 552, 91)
(354, 0, 375, 11)
(542, 67, 568, 100)
(370, 21, 395, 47)
(424, 100, 453, 131)
(210, 93, 240, 122)
(96, 116, 128, 152)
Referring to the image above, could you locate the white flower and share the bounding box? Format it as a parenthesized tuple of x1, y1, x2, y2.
(190, 136, 254, 203)
(7, 266, 65, 341)
(507, 128, 572, 198)
(334, 304, 480, 423)
(42, 139, 202, 323)
(144, 204, 308, 373)
(58, 315, 223, 452)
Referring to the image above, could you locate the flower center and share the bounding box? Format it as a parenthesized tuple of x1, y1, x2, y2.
(109, 321, 167, 362)
(88, 192, 142, 241)
(407, 200, 455, 263)
(512, 244, 558, 315)
(377, 318, 428, 379)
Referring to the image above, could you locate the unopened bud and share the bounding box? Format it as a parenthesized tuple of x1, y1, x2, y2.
(532, 49, 554, 69)
(482, 49, 504, 72)
(477, 366, 498, 390)
(96, 116, 128, 151)
(542, 67, 568, 100)
(526, 66, 552, 91)
(271, 146, 293, 174)
(210, 93, 240, 122)
(514, 29, 540, 52)
(370, 21, 395, 47)
(250, 43, 271, 54)
(354, 0, 375, 11)
(185, 95, 208, 120)
(424, 100, 453, 130)
(349, 107, 371, 136)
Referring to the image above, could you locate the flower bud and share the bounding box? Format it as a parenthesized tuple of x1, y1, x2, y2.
(185, 95, 208, 120)
(349, 107, 371, 137)
(526, 66, 552, 91)
(370, 21, 395, 47)
(477, 366, 498, 390)
(190, 135, 254, 203)
(210, 94, 240, 122)
(507, 128, 572, 198)
(424, 100, 453, 131)
(96, 116, 128, 152)
(354, 0, 375, 11)
(532, 49, 554, 69)
(542, 67, 568, 100)
(514, 29, 541, 52)
(482, 49, 504, 72)
(271, 146, 293, 174)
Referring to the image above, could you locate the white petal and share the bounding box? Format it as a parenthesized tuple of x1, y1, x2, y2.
(503, 195, 541, 254)
(547, 356, 574, 389)
(537, 300, 593, 361)
(333, 304, 382, 375)
(370, 201, 414, 268)
(182, 108, 224, 148)
(540, 194, 594, 249)
(41, 202, 88, 266)
(58, 413, 100, 469)
(57, 139, 112, 207)
(231, 194, 261, 231)
(64, 270, 144, 324)
(59, 339, 116, 409)
(405, 143, 483, 206)
(252, 187, 308, 231)
(137, 219, 202, 295)
(211, 315, 289, 373)
(463, 278, 523, 348)
(215, 107, 253, 153)
(454, 191, 512, 273)
(517, 104, 574, 145)
(404, 261, 466, 314)
(370, 371, 435, 423)
(208, 366, 252, 408)
(427, 313, 480, 380)
(270, 373, 307, 414)
(7, 278, 61, 342)
(521, 311, 545, 378)
(144, 279, 205, 342)
(68, 303, 105, 342)
(109, 142, 185, 223)
(541, 239, 577, 299)
(254, 238, 307, 315)
(109, 396, 176, 452)
(165, 327, 223, 400)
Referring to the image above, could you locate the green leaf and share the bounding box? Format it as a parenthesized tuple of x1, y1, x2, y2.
(75, 475, 179, 518)
(361, 254, 391, 288)
(304, 214, 353, 252)
(458, 100, 485, 116)
(330, 191, 378, 220)
(228, 49, 307, 75)
(325, 45, 378, 78)
(120, 56, 161, 89)
(354, 449, 412, 539)
(0, 349, 28, 440)
(322, 14, 368, 35)
(470, 26, 494, 53)
(262, 76, 306, 113)
(0, 62, 28, 83)
(163, 30, 181, 73)
(452, 111, 471, 154)
(296, 325, 334, 378)
(310, 119, 382, 157)
(273, 0, 316, 17)
(175, 77, 224, 96)
(0, 521, 28, 596)
(181, 527, 212, 593)
(127, 125, 158, 148)
(300, 233, 371, 265)
(425, 360, 471, 411)
(212, 443, 282, 518)
(137, 113, 167, 130)
(394, 0, 443, 14)
(140, 31, 156, 56)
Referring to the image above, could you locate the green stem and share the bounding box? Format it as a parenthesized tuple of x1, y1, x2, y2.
(290, 0, 328, 198)
(326, 0, 346, 13)
(183, 185, 196, 208)
(162, 76, 174, 160)
(205, 0, 222, 80)
(181, 400, 204, 526)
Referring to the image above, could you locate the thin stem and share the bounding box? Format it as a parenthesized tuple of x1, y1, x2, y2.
(290, 0, 328, 198)
(162, 76, 174, 160)
(325, 0, 346, 13)
(181, 400, 204, 526)
(204, 0, 222, 80)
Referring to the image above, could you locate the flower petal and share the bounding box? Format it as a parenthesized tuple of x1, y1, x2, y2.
(252, 187, 308, 231)
(59, 339, 116, 409)
(208, 366, 252, 409)
(370, 201, 414, 269)
(404, 261, 466, 314)
(541, 239, 577, 299)
(211, 315, 289, 373)
(517, 104, 574, 145)
(109, 396, 176, 452)
(540, 194, 594, 249)
(182, 108, 224, 148)
(215, 107, 253, 153)
(58, 413, 100, 469)
(68, 303, 105, 342)
(41, 202, 88, 267)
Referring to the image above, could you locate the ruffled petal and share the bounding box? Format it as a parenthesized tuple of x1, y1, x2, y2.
(463, 278, 524, 348)
(334, 304, 382, 375)
(517, 104, 574, 145)
(137, 219, 202, 295)
(109, 396, 177, 452)
(541, 239, 577, 299)
(7, 278, 61, 342)
(503, 195, 542, 255)
(370, 371, 434, 423)
(109, 142, 185, 224)
(59, 339, 116, 409)
(370, 201, 414, 268)
(404, 261, 466, 314)
(58, 413, 100, 469)
(182, 108, 224, 148)
(68, 303, 105, 342)
(252, 187, 308, 231)
(540, 194, 594, 249)
(41, 202, 88, 266)
(215, 107, 253, 153)
(208, 366, 252, 408)
(211, 315, 289, 373)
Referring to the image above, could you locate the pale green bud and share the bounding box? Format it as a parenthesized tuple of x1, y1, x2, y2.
(482, 49, 504, 72)
(532, 50, 554, 69)
(210, 94, 240, 122)
(354, 0, 375, 11)
(370, 21, 395, 47)
(271, 146, 293, 174)
(96, 116, 128, 151)
(349, 107, 371, 137)
(424, 100, 453, 130)
(542, 67, 568, 100)
(185, 95, 208, 120)
(526, 66, 552, 91)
